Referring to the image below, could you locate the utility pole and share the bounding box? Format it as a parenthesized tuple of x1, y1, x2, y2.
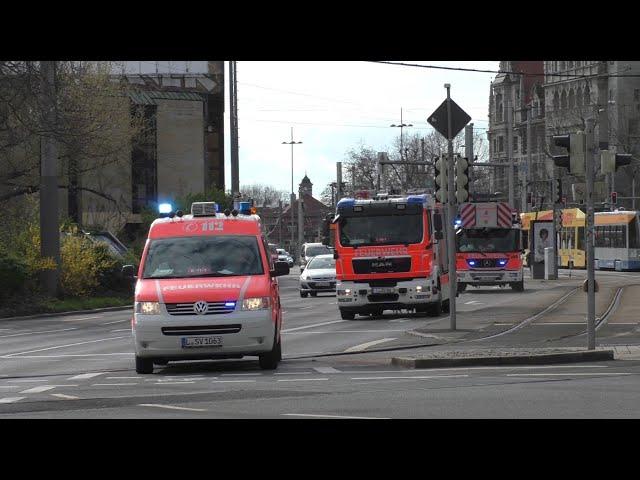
(282, 128, 302, 255)
(390, 108, 413, 191)
(298, 186, 304, 250)
(465, 124, 474, 190)
(336, 162, 343, 201)
(229, 61, 239, 195)
(507, 82, 515, 209)
(586, 118, 596, 350)
(39, 60, 60, 297)
(526, 106, 532, 211)
(445, 84, 457, 331)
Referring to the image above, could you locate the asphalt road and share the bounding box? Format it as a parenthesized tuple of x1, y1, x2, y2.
(1, 268, 639, 418)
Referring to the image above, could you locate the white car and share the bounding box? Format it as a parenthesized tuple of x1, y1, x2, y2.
(299, 254, 336, 297)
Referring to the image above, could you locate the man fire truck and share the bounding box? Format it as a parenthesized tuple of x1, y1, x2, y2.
(329, 193, 450, 320)
(455, 202, 524, 292)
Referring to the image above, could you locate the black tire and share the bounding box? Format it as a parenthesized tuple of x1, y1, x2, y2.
(259, 332, 281, 370)
(511, 281, 524, 292)
(300, 291, 308, 298)
(442, 298, 450, 313)
(153, 359, 168, 366)
(340, 309, 356, 320)
(428, 299, 442, 317)
(135, 356, 153, 374)
(310, 291, 317, 297)
(457, 283, 467, 293)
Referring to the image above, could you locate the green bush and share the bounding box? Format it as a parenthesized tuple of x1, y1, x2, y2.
(0, 248, 29, 298)
(59, 235, 119, 297)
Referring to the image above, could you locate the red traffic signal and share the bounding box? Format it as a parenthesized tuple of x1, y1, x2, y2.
(611, 191, 617, 204)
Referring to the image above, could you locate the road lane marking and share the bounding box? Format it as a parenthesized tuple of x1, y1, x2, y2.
(277, 378, 329, 382)
(506, 373, 634, 377)
(220, 373, 263, 376)
(93, 383, 139, 386)
(211, 380, 256, 383)
(282, 413, 389, 420)
(0, 397, 25, 404)
(0, 353, 132, 359)
(0, 327, 78, 338)
(274, 372, 310, 375)
(313, 367, 341, 374)
(350, 374, 469, 381)
(63, 316, 102, 322)
(51, 393, 79, 400)
(106, 376, 139, 379)
(282, 320, 346, 332)
(156, 382, 196, 385)
(19, 385, 56, 394)
(69, 372, 106, 380)
(4, 335, 130, 357)
(110, 329, 132, 332)
(344, 338, 396, 353)
(139, 404, 206, 412)
(0, 386, 18, 389)
(101, 320, 129, 325)
(9, 379, 50, 383)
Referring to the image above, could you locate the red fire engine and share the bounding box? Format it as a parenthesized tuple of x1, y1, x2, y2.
(331, 193, 450, 319)
(455, 202, 524, 292)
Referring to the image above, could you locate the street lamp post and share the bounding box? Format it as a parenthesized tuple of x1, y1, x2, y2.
(390, 108, 413, 190)
(282, 127, 303, 255)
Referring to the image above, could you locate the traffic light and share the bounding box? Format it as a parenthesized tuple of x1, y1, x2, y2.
(601, 150, 633, 174)
(611, 191, 617, 205)
(552, 132, 585, 174)
(455, 156, 469, 203)
(434, 155, 448, 203)
(553, 178, 562, 204)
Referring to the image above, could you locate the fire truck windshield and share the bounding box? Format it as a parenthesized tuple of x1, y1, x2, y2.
(457, 228, 520, 253)
(339, 214, 423, 247)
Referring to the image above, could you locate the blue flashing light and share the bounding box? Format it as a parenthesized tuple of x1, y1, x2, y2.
(498, 259, 508, 266)
(337, 198, 355, 209)
(454, 217, 462, 226)
(225, 302, 236, 308)
(467, 260, 477, 267)
(239, 202, 251, 214)
(158, 203, 172, 214)
(407, 194, 427, 204)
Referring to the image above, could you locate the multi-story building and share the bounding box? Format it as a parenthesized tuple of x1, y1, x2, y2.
(489, 60, 640, 212)
(487, 61, 546, 212)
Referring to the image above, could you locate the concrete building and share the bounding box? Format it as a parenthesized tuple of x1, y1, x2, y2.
(81, 61, 225, 235)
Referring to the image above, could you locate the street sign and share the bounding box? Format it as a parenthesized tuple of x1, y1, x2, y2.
(428, 98, 471, 139)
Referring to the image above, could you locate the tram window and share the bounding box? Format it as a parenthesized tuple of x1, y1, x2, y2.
(630, 221, 640, 248)
(578, 227, 584, 250)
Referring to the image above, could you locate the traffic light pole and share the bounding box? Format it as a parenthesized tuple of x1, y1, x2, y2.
(585, 118, 596, 350)
(445, 84, 457, 331)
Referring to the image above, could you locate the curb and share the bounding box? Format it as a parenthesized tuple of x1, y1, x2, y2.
(0, 305, 133, 322)
(391, 349, 615, 368)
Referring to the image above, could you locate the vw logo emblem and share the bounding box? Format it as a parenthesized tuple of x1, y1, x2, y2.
(193, 301, 208, 315)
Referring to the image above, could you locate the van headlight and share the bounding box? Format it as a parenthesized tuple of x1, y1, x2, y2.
(135, 302, 161, 315)
(242, 297, 270, 310)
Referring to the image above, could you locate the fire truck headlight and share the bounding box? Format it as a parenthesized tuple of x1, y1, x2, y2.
(242, 297, 270, 311)
(416, 286, 423, 293)
(135, 302, 161, 315)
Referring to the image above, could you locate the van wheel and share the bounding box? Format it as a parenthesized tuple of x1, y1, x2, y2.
(428, 299, 442, 317)
(135, 356, 153, 374)
(442, 298, 450, 313)
(259, 333, 281, 370)
(340, 309, 356, 320)
(457, 283, 467, 293)
(310, 292, 317, 297)
(511, 281, 524, 292)
(300, 291, 308, 298)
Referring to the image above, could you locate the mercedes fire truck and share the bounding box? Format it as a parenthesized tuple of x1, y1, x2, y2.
(455, 202, 524, 292)
(330, 193, 450, 319)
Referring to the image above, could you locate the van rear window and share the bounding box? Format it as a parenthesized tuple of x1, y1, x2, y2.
(142, 235, 264, 279)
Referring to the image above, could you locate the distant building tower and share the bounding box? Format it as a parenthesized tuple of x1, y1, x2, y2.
(299, 174, 313, 196)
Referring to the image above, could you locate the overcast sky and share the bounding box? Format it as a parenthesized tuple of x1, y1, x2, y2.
(224, 61, 499, 199)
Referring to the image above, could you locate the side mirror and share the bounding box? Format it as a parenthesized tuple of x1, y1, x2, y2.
(300, 263, 305, 272)
(434, 231, 443, 240)
(271, 261, 290, 277)
(122, 264, 137, 279)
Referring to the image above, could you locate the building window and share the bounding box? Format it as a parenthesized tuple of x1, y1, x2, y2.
(568, 89, 575, 109)
(553, 91, 560, 111)
(634, 89, 640, 102)
(576, 61, 582, 68)
(131, 104, 158, 214)
(561, 91, 567, 109)
(567, 61, 574, 69)
(584, 84, 591, 105)
(522, 134, 527, 154)
(560, 61, 566, 70)
(498, 136, 504, 152)
(610, 89, 614, 101)
(513, 136, 518, 153)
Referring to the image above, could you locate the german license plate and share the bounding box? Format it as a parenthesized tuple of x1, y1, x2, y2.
(372, 287, 394, 294)
(315, 282, 330, 287)
(181, 336, 223, 348)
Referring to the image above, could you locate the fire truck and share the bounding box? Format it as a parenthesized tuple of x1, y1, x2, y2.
(455, 202, 524, 292)
(329, 193, 450, 320)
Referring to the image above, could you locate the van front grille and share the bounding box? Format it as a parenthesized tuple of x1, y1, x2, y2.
(161, 325, 242, 336)
(165, 302, 235, 316)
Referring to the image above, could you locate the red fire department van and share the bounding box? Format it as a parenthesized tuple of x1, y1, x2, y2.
(455, 202, 524, 292)
(331, 193, 450, 319)
(124, 201, 290, 374)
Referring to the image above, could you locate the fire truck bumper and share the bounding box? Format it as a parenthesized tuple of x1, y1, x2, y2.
(456, 269, 523, 285)
(336, 279, 440, 311)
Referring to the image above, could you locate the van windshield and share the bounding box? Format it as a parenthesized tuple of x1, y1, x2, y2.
(306, 245, 331, 257)
(142, 235, 264, 279)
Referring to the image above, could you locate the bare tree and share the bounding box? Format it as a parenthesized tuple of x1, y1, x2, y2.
(240, 183, 289, 207)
